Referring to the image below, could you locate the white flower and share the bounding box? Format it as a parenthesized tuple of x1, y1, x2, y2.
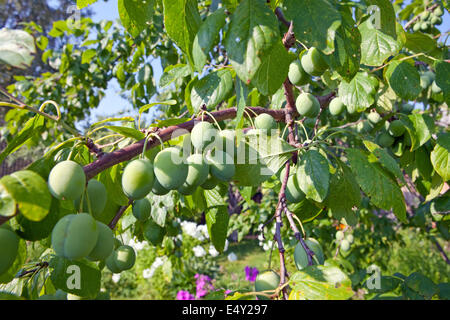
(181, 221, 204, 240)
(142, 268, 152, 279)
(257, 233, 265, 242)
(128, 237, 147, 251)
(263, 240, 273, 251)
(197, 224, 209, 240)
(224, 239, 229, 252)
(209, 245, 219, 257)
(193, 245, 206, 257)
(112, 273, 121, 283)
(227, 252, 237, 262)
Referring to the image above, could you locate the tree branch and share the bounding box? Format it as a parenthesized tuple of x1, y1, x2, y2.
(108, 199, 133, 230)
(404, 4, 439, 30)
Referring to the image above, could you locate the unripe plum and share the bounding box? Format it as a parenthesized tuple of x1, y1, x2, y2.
(48, 160, 86, 201)
(335, 230, 344, 241)
(294, 238, 324, 270)
(367, 112, 382, 125)
(74, 179, 107, 215)
(207, 150, 235, 182)
(114, 245, 136, 271)
(296, 93, 320, 118)
(285, 174, 305, 203)
(388, 120, 405, 137)
(184, 154, 210, 187)
(153, 147, 188, 190)
(87, 221, 114, 261)
(132, 197, 152, 222)
(254, 113, 277, 134)
(151, 176, 170, 195)
(288, 60, 309, 85)
(377, 132, 395, 148)
(200, 173, 219, 190)
(121, 159, 154, 200)
(340, 239, 350, 252)
(51, 213, 99, 260)
(300, 47, 328, 76)
(143, 220, 165, 246)
(0, 228, 19, 275)
(328, 97, 345, 116)
(191, 122, 218, 152)
(254, 270, 280, 300)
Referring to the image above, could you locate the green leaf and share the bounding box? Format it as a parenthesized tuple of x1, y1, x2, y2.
(399, 113, 434, 152)
(0, 28, 36, 69)
(363, 140, 406, 184)
(405, 33, 443, 65)
(190, 69, 233, 112)
(0, 115, 45, 165)
(289, 199, 324, 223)
(77, 0, 97, 9)
(325, 163, 361, 226)
(104, 125, 145, 141)
(297, 150, 330, 203)
(159, 64, 191, 88)
(49, 256, 101, 299)
(118, 0, 154, 38)
(251, 41, 294, 96)
(338, 72, 376, 113)
(289, 265, 354, 300)
(347, 149, 406, 223)
(206, 206, 229, 253)
(385, 60, 421, 101)
(359, 19, 401, 66)
(163, 0, 201, 66)
(139, 100, 178, 116)
(404, 272, 438, 300)
(431, 133, 450, 182)
(192, 8, 227, 72)
(235, 78, 248, 136)
(0, 170, 51, 222)
(90, 117, 135, 128)
(224, 0, 279, 84)
(435, 61, 450, 105)
(204, 187, 226, 207)
(98, 165, 129, 207)
(150, 118, 192, 128)
(365, 0, 397, 38)
(81, 49, 96, 64)
(283, 0, 342, 54)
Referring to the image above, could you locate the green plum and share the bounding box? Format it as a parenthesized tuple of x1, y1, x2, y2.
(121, 159, 154, 200)
(367, 111, 382, 125)
(296, 93, 320, 118)
(132, 197, 152, 222)
(300, 47, 328, 76)
(254, 113, 277, 135)
(87, 221, 114, 261)
(294, 238, 324, 270)
(153, 147, 188, 190)
(328, 97, 345, 116)
(377, 132, 395, 148)
(183, 154, 209, 188)
(48, 160, 86, 201)
(388, 120, 406, 137)
(288, 60, 309, 85)
(200, 173, 219, 190)
(340, 239, 350, 252)
(74, 179, 107, 215)
(285, 174, 305, 203)
(151, 176, 170, 195)
(114, 245, 136, 271)
(207, 150, 235, 182)
(254, 270, 280, 300)
(0, 228, 19, 275)
(335, 230, 345, 241)
(51, 213, 99, 260)
(191, 121, 218, 152)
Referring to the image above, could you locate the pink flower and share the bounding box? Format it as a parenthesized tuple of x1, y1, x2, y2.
(176, 290, 195, 300)
(195, 274, 214, 299)
(244, 266, 259, 282)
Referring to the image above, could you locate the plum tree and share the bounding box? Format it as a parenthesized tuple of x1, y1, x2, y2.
(0, 228, 19, 275)
(254, 270, 280, 300)
(254, 113, 277, 134)
(288, 60, 309, 85)
(388, 120, 406, 137)
(132, 197, 152, 222)
(294, 238, 324, 270)
(328, 97, 345, 116)
(51, 213, 99, 260)
(153, 147, 188, 190)
(48, 160, 86, 201)
(87, 221, 114, 261)
(74, 179, 107, 215)
(143, 220, 165, 246)
(121, 159, 154, 199)
(300, 47, 328, 76)
(207, 150, 235, 182)
(191, 121, 218, 152)
(296, 92, 320, 118)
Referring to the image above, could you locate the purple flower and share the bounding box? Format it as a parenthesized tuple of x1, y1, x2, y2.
(244, 266, 259, 282)
(176, 290, 195, 300)
(224, 289, 232, 297)
(195, 274, 214, 299)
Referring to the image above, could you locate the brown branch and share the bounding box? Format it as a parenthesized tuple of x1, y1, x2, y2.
(108, 199, 133, 230)
(275, 7, 290, 27)
(431, 236, 450, 265)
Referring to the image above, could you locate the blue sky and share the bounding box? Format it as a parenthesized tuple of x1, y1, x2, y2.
(83, 1, 449, 123)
